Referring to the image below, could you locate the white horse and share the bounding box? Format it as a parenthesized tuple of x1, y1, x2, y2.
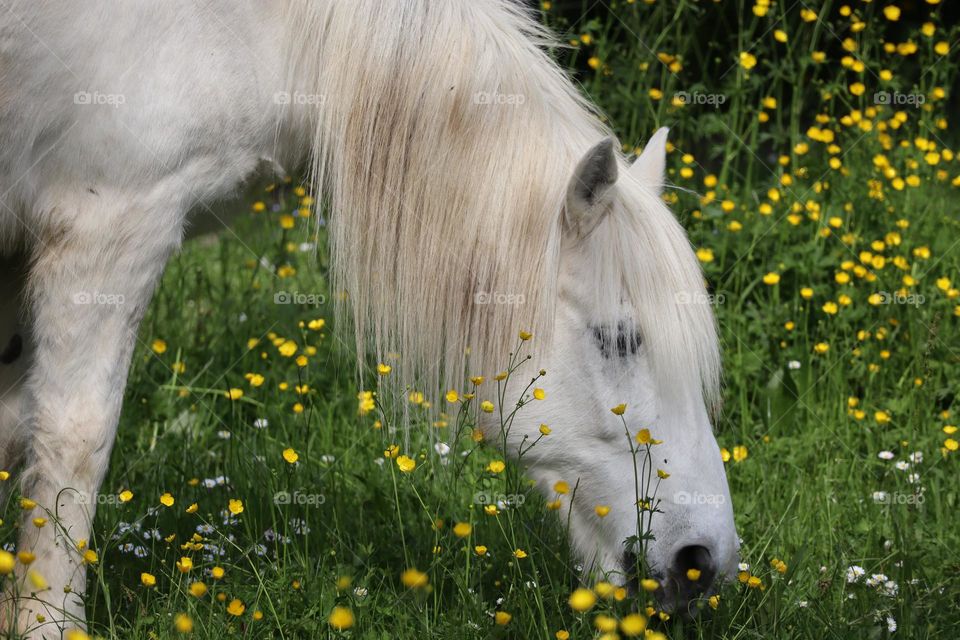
(0, 0, 738, 635)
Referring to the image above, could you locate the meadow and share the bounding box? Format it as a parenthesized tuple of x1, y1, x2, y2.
(2, 0, 960, 638)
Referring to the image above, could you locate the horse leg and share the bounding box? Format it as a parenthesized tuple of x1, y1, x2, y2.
(0, 255, 30, 497)
(4, 193, 184, 637)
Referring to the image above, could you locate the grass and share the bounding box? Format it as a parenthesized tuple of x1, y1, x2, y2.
(3, 1, 960, 638)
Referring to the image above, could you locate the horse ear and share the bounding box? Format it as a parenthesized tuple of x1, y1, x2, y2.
(565, 137, 619, 239)
(629, 126, 669, 193)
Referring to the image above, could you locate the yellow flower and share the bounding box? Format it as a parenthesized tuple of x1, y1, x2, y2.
(226, 598, 246, 616)
(519, 330, 533, 340)
(610, 403, 627, 415)
(376, 363, 391, 376)
(513, 548, 528, 559)
(568, 587, 597, 612)
(278, 340, 297, 357)
(228, 499, 244, 515)
(733, 445, 749, 462)
(211, 566, 226, 580)
(554, 480, 570, 494)
(445, 389, 459, 403)
(883, 5, 901, 20)
(65, 631, 91, 640)
(686, 568, 702, 581)
(762, 272, 780, 285)
(396, 455, 416, 472)
(474, 545, 488, 556)
(225, 388, 243, 400)
(480, 400, 494, 413)
(401, 568, 429, 588)
(814, 342, 829, 354)
(640, 578, 660, 592)
(82, 549, 98, 565)
(594, 505, 611, 518)
(613, 614, 646, 637)
(189, 581, 208, 597)
(945, 438, 958, 451)
(739, 51, 757, 70)
(495, 611, 512, 625)
(160, 492, 175, 507)
(486, 460, 505, 474)
(636, 428, 652, 445)
(283, 448, 299, 464)
(27, 569, 47, 590)
(696, 247, 715, 263)
(849, 82, 865, 96)
(0, 551, 16, 575)
(174, 613, 193, 633)
(532, 388, 546, 400)
(20, 497, 36, 510)
(539, 424, 552, 435)
(329, 606, 355, 630)
(118, 490, 133, 503)
(151, 339, 168, 354)
(176, 557, 193, 573)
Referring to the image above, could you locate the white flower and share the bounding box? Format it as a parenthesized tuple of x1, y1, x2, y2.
(866, 573, 888, 587)
(434, 442, 451, 456)
(253, 418, 269, 429)
(798, 600, 808, 608)
(788, 360, 801, 370)
(217, 430, 231, 439)
(845, 565, 865, 583)
(908, 451, 923, 463)
(878, 451, 895, 460)
(907, 473, 920, 484)
(886, 616, 897, 633)
(354, 587, 368, 598)
(738, 562, 751, 572)
(320, 454, 336, 463)
(882, 580, 899, 597)
(895, 461, 910, 471)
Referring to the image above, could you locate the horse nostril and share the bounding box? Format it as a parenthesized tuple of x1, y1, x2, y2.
(669, 545, 717, 601)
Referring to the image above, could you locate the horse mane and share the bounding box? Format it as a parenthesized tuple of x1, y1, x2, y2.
(283, 0, 720, 409)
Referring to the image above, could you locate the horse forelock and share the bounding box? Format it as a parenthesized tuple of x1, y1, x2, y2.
(283, 0, 720, 409)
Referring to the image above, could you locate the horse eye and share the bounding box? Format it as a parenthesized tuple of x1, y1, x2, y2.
(591, 323, 642, 358)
